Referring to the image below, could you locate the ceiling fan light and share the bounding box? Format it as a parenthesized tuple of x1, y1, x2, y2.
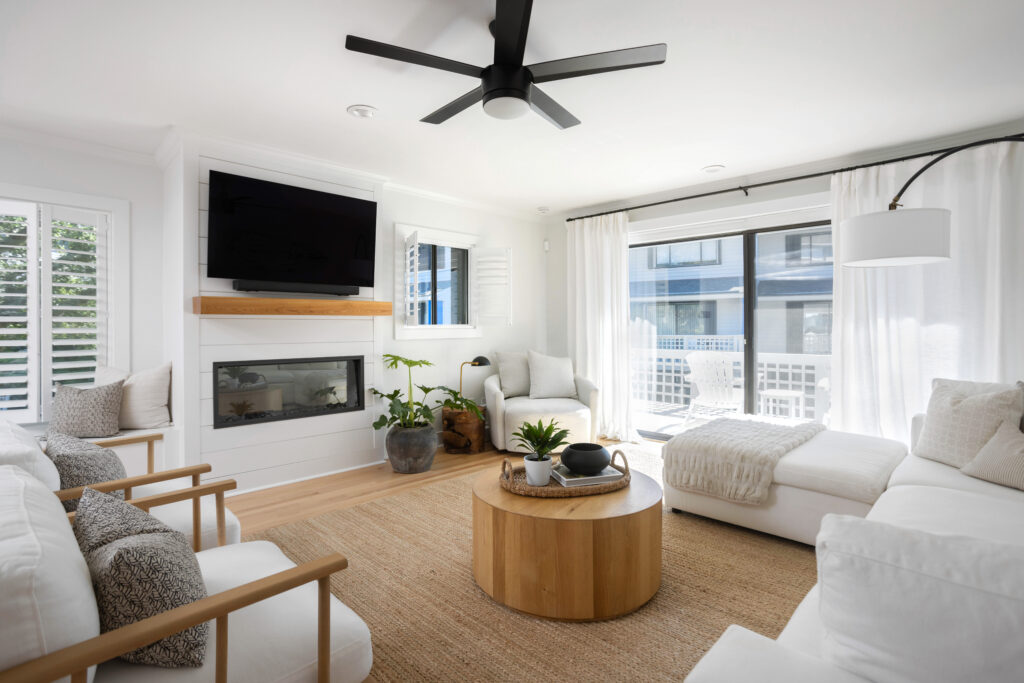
(483, 95, 530, 120)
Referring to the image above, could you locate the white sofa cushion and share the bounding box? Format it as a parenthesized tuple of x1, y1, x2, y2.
(888, 453, 1024, 503)
(914, 378, 1024, 468)
(0, 417, 60, 490)
(135, 479, 243, 550)
(527, 350, 577, 399)
(495, 351, 530, 398)
(0, 465, 100, 683)
(817, 514, 1024, 683)
(502, 397, 591, 454)
(867, 484, 1024, 546)
(96, 541, 373, 683)
(773, 430, 906, 504)
(961, 420, 1024, 491)
(95, 364, 172, 429)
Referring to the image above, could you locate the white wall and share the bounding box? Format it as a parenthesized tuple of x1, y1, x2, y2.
(0, 130, 165, 371)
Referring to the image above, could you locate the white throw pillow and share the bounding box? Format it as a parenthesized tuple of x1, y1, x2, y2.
(95, 363, 172, 429)
(914, 378, 1024, 468)
(0, 417, 60, 490)
(0, 465, 100, 682)
(817, 514, 1024, 683)
(961, 420, 1024, 491)
(528, 350, 577, 399)
(495, 351, 530, 398)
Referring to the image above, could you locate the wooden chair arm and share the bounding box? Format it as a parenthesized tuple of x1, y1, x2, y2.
(55, 464, 213, 502)
(0, 553, 348, 683)
(92, 432, 164, 474)
(67, 479, 237, 552)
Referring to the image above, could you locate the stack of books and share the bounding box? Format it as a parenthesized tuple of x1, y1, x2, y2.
(551, 463, 624, 488)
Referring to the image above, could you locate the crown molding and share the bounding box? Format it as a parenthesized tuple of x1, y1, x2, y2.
(0, 123, 157, 167)
(382, 182, 544, 224)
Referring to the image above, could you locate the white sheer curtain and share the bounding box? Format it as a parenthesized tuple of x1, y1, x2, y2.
(831, 142, 1024, 441)
(566, 211, 639, 442)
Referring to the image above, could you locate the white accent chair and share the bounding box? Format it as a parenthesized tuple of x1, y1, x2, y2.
(684, 351, 743, 425)
(483, 374, 599, 453)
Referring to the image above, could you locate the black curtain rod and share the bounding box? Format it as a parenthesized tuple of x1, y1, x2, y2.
(566, 132, 1024, 222)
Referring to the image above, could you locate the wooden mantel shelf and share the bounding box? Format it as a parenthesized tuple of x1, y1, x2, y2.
(192, 296, 392, 317)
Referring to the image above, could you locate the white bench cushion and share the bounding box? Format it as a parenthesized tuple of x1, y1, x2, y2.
(96, 541, 372, 683)
(0, 465, 100, 683)
(773, 430, 906, 504)
(888, 453, 1024, 503)
(135, 479, 242, 550)
(502, 396, 591, 453)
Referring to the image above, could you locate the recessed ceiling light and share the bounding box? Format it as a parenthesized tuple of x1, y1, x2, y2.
(537, 206, 550, 215)
(346, 104, 378, 119)
(702, 164, 726, 174)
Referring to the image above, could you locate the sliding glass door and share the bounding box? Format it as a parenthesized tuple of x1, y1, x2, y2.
(629, 222, 833, 439)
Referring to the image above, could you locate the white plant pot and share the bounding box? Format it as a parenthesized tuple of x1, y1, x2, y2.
(523, 454, 552, 486)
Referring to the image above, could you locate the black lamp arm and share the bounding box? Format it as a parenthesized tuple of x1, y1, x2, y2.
(888, 133, 1024, 210)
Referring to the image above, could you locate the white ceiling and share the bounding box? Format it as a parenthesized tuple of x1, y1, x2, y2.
(2, 0, 1023, 213)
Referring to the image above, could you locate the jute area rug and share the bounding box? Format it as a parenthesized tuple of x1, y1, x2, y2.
(247, 446, 816, 681)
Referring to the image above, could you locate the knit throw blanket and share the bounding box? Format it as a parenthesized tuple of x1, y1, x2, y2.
(663, 418, 826, 505)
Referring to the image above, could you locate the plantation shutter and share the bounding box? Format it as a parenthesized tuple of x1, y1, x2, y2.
(40, 205, 108, 421)
(0, 201, 40, 421)
(471, 247, 512, 326)
(404, 230, 420, 326)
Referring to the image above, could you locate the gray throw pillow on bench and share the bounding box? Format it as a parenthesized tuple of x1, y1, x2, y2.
(51, 380, 125, 438)
(73, 488, 209, 668)
(45, 431, 127, 512)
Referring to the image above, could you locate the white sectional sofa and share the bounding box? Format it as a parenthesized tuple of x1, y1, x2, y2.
(686, 413, 1024, 682)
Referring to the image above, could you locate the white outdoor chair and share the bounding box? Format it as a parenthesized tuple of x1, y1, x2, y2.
(684, 351, 744, 426)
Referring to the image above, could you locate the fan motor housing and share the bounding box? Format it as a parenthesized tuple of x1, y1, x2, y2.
(481, 64, 533, 105)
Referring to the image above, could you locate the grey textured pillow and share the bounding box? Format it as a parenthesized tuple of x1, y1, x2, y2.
(496, 351, 530, 398)
(51, 380, 125, 437)
(914, 379, 1024, 468)
(45, 431, 127, 512)
(961, 421, 1024, 491)
(73, 488, 208, 667)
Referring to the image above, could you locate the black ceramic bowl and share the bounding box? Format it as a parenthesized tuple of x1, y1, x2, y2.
(560, 442, 612, 476)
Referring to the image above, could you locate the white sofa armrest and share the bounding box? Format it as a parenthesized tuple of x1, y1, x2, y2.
(685, 625, 868, 683)
(574, 375, 599, 441)
(910, 413, 926, 451)
(483, 374, 506, 450)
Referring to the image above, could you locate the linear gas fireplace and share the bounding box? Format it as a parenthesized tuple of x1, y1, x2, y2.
(212, 356, 364, 429)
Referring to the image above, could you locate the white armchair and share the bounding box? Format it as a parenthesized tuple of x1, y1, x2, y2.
(484, 374, 599, 453)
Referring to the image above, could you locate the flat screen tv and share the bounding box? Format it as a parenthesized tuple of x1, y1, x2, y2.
(207, 170, 377, 295)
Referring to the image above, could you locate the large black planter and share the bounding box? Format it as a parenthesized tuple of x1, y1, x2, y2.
(385, 425, 438, 473)
(559, 442, 612, 475)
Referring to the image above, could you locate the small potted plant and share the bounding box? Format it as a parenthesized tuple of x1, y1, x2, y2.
(511, 419, 571, 486)
(371, 354, 441, 474)
(437, 386, 487, 454)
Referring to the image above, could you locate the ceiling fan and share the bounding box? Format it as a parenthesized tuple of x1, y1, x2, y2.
(345, 0, 667, 129)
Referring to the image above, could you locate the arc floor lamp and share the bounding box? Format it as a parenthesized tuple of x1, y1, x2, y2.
(842, 133, 1024, 267)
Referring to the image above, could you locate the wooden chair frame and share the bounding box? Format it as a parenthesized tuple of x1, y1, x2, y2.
(92, 431, 164, 475)
(2, 480, 347, 683)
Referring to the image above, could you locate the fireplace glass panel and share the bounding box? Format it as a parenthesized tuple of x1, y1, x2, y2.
(213, 356, 364, 428)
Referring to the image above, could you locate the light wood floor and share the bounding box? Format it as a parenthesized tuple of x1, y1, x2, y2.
(226, 448, 507, 534)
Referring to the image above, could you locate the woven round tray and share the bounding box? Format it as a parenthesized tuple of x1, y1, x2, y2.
(499, 449, 630, 498)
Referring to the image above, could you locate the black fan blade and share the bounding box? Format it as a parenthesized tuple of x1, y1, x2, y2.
(528, 43, 667, 83)
(346, 35, 484, 78)
(493, 0, 533, 66)
(421, 86, 484, 124)
(529, 85, 580, 129)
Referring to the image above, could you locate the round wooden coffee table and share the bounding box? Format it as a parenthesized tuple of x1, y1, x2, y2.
(471, 467, 662, 621)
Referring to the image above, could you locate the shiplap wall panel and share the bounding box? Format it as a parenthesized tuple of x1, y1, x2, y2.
(193, 154, 385, 492)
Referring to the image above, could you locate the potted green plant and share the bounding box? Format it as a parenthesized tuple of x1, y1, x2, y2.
(371, 354, 441, 474)
(511, 419, 571, 486)
(437, 387, 487, 454)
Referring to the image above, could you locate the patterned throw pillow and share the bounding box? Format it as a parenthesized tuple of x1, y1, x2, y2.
(51, 380, 124, 437)
(45, 431, 127, 512)
(73, 488, 208, 667)
(914, 379, 1024, 468)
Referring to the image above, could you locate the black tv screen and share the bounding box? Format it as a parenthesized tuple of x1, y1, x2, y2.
(207, 170, 377, 289)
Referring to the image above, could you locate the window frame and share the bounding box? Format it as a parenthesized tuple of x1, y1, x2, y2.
(0, 182, 130, 423)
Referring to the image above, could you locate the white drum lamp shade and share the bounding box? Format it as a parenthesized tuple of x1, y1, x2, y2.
(841, 208, 951, 267)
